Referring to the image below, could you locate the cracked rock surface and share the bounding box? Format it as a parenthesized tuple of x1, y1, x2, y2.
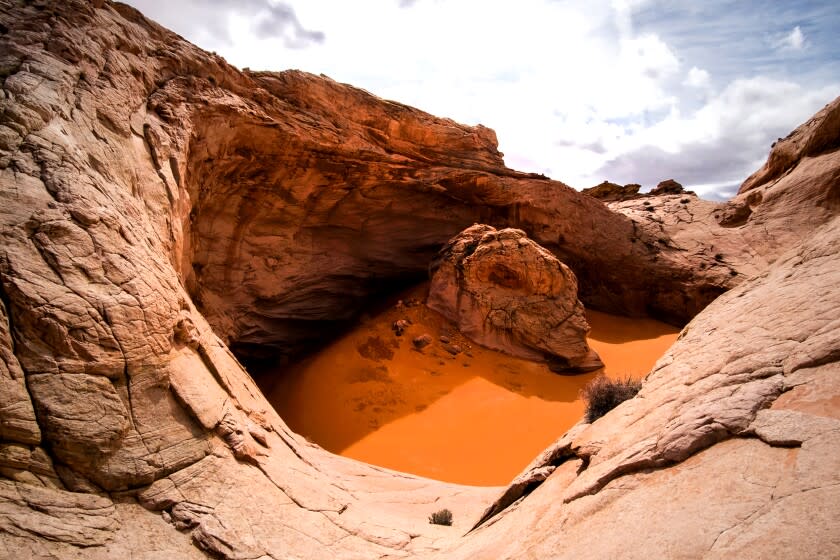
(0, 1, 838, 558)
(428, 224, 602, 372)
(449, 97, 840, 558)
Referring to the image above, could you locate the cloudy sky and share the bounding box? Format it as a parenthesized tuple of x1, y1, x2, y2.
(125, 0, 840, 199)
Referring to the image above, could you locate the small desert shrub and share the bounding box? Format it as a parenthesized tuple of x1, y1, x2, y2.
(429, 509, 453, 526)
(581, 375, 642, 423)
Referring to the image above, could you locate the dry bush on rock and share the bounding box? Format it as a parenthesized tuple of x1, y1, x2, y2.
(581, 375, 642, 423)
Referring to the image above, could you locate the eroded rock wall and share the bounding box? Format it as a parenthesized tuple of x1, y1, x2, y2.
(449, 215, 840, 560)
(0, 1, 837, 559)
(0, 1, 741, 367)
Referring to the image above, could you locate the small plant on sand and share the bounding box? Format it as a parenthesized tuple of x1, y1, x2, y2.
(581, 375, 642, 423)
(429, 509, 453, 526)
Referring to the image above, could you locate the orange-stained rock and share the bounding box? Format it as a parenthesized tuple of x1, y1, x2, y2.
(180, 79, 713, 363)
(582, 178, 692, 202)
(428, 225, 602, 372)
(581, 180, 641, 202)
(649, 178, 689, 196)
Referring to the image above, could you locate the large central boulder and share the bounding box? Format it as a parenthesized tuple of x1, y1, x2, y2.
(428, 225, 603, 372)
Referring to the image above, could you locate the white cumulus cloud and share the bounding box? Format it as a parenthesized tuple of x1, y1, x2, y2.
(777, 25, 806, 51)
(123, 0, 839, 200)
(591, 77, 838, 198)
(684, 66, 710, 88)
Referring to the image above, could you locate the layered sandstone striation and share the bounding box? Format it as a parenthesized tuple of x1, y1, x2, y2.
(0, 1, 740, 369)
(740, 97, 840, 194)
(454, 216, 840, 559)
(0, 0, 838, 558)
(428, 225, 602, 372)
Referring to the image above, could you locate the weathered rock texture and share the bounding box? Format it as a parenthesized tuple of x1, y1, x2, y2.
(741, 98, 840, 194)
(428, 225, 602, 372)
(0, 0, 838, 558)
(450, 217, 840, 559)
(581, 180, 642, 202)
(649, 178, 690, 196)
(582, 178, 691, 202)
(0, 1, 744, 369)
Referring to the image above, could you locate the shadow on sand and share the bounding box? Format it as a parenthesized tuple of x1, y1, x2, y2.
(256, 283, 678, 486)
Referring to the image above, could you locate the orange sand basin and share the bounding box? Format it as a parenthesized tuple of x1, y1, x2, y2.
(262, 285, 678, 487)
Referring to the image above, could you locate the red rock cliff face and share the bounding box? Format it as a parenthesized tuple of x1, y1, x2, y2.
(144, 53, 735, 365)
(0, 0, 725, 499)
(0, 2, 738, 368)
(174, 68, 694, 364)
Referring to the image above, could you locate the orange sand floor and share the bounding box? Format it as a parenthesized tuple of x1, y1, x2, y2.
(262, 285, 679, 486)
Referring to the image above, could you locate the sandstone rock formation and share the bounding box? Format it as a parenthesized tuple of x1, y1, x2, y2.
(649, 178, 689, 196)
(452, 94, 840, 559)
(581, 180, 642, 202)
(582, 178, 692, 203)
(0, 1, 741, 371)
(428, 225, 602, 372)
(449, 216, 840, 559)
(740, 97, 840, 194)
(606, 95, 840, 295)
(0, 0, 837, 558)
